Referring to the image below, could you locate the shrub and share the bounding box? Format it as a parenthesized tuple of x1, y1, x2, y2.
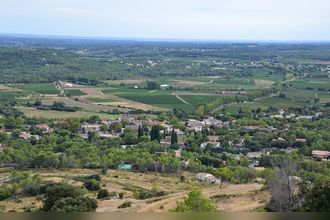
(118, 201, 132, 209)
(0, 188, 12, 201)
(42, 183, 85, 211)
(49, 197, 97, 212)
(88, 174, 101, 181)
(97, 189, 110, 199)
(119, 192, 124, 199)
(84, 179, 101, 191)
(180, 175, 186, 182)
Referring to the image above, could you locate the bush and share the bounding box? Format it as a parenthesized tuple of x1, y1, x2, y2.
(42, 183, 85, 211)
(88, 174, 101, 181)
(119, 192, 124, 199)
(49, 197, 97, 212)
(118, 201, 132, 209)
(0, 188, 12, 201)
(97, 189, 110, 199)
(84, 179, 101, 191)
(180, 175, 186, 182)
(301, 180, 330, 211)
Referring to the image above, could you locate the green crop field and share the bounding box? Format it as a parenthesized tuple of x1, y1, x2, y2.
(102, 88, 172, 96)
(17, 83, 60, 94)
(0, 92, 21, 100)
(87, 97, 117, 103)
(282, 87, 316, 103)
(179, 95, 220, 106)
(120, 95, 184, 105)
(65, 89, 86, 96)
(288, 79, 330, 91)
(155, 103, 195, 112)
(223, 102, 268, 114)
(257, 97, 306, 109)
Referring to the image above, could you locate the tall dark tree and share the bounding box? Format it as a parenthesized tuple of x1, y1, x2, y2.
(138, 125, 143, 138)
(150, 125, 161, 143)
(171, 128, 178, 145)
(146, 81, 160, 90)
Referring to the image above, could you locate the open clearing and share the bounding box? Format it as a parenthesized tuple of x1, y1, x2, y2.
(0, 168, 268, 212)
(17, 83, 60, 94)
(254, 79, 275, 87)
(16, 106, 117, 119)
(104, 79, 146, 85)
(77, 87, 170, 112)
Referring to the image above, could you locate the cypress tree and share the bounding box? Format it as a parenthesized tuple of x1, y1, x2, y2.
(171, 128, 178, 145)
(138, 125, 143, 138)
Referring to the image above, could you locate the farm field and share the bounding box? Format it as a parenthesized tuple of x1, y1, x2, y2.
(17, 83, 60, 94)
(288, 79, 330, 90)
(2, 74, 330, 119)
(87, 97, 118, 103)
(257, 97, 306, 109)
(0, 91, 23, 101)
(65, 89, 87, 96)
(223, 102, 268, 114)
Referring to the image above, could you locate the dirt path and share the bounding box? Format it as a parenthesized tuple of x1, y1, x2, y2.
(174, 94, 190, 105)
(172, 92, 223, 97)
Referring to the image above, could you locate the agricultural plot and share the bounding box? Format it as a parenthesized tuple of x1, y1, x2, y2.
(0, 91, 20, 100)
(179, 95, 220, 106)
(223, 102, 268, 114)
(282, 87, 316, 103)
(102, 88, 172, 96)
(319, 93, 330, 103)
(257, 97, 306, 109)
(17, 83, 60, 94)
(65, 89, 86, 96)
(87, 97, 117, 103)
(288, 79, 330, 91)
(120, 95, 184, 105)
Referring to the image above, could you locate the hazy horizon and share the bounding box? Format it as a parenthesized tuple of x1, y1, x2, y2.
(1, 0, 330, 42)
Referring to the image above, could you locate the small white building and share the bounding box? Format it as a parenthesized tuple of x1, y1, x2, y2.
(19, 132, 39, 140)
(82, 123, 101, 134)
(196, 173, 221, 184)
(246, 152, 263, 159)
(160, 84, 169, 89)
(64, 83, 73, 88)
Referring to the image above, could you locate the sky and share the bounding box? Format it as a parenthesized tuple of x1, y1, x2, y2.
(1, 0, 330, 41)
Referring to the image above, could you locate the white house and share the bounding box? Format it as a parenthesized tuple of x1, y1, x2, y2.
(160, 84, 169, 89)
(82, 123, 101, 134)
(196, 173, 221, 184)
(64, 83, 73, 88)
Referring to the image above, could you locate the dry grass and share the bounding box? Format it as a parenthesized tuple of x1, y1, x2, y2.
(0, 169, 268, 212)
(75, 87, 169, 112)
(104, 79, 146, 85)
(16, 106, 116, 119)
(254, 79, 275, 87)
(169, 80, 207, 87)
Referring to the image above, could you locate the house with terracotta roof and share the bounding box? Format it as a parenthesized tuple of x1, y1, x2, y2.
(36, 124, 50, 133)
(312, 150, 330, 161)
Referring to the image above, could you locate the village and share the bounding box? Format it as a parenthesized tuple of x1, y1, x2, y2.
(1, 104, 329, 184)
